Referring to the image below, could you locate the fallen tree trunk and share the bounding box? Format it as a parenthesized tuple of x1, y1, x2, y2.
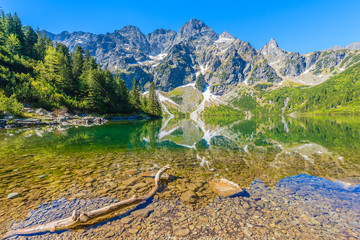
(3, 165, 170, 239)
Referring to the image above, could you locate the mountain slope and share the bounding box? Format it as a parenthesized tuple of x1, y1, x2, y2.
(261, 38, 360, 86)
(45, 19, 360, 117)
(259, 62, 360, 114)
(48, 19, 360, 97)
(47, 19, 283, 93)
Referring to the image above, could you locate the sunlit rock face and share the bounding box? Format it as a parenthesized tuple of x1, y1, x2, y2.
(46, 19, 282, 93)
(260, 38, 288, 64)
(48, 19, 360, 94)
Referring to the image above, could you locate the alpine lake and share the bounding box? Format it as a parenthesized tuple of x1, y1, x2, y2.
(0, 115, 360, 239)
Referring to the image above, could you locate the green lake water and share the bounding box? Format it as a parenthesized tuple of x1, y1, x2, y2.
(0, 115, 359, 238)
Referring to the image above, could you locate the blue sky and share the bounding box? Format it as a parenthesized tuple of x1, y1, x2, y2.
(1, 0, 359, 53)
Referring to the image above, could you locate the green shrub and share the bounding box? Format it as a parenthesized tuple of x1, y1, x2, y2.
(0, 91, 24, 117)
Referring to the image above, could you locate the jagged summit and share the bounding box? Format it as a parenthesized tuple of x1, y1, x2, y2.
(172, 18, 219, 48)
(219, 31, 235, 40)
(261, 38, 281, 51)
(118, 25, 142, 34)
(268, 38, 279, 48)
(188, 18, 205, 25)
(47, 19, 360, 94)
(260, 38, 288, 63)
(178, 18, 209, 34)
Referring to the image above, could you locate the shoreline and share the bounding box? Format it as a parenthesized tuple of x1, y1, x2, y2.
(0, 115, 108, 129)
(0, 108, 160, 129)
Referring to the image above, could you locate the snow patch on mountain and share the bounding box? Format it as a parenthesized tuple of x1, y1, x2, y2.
(178, 82, 196, 88)
(215, 37, 234, 43)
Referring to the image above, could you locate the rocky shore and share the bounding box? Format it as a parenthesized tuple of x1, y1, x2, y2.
(6, 174, 359, 240)
(0, 108, 107, 129)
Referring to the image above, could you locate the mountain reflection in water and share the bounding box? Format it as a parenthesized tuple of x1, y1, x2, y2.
(1, 115, 360, 238)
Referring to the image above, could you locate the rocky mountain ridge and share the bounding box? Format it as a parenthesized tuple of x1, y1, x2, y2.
(47, 19, 360, 94)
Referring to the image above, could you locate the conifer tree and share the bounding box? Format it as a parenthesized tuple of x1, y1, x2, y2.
(115, 75, 129, 112)
(147, 81, 162, 117)
(141, 95, 148, 113)
(115, 75, 128, 102)
(129, 77, 141, 111)
(72, 45, 84, 78)
(0, 12, 6, 45)
(23, 25, 37, 57)
(13, 13, 25, 52)
(4, 13, 15, 37)
(34, 30, 50, 60)
(56, 43, 77, 95)
(5, 33, 21, 54)
(85, 48, 91, 60)
(83, 48, 92, 72)
(81, 49, 97, 92)
(86, 69, 105, 112)
(103, 69, 119, 108)
(42, 45, 60, 83)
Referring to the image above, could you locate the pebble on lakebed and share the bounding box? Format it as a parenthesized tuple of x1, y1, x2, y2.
(7, 192, 21, 199)
(7, 175, 359, 240)
(1, 147, 359, 239)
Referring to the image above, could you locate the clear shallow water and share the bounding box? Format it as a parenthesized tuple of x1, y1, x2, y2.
(0, 116, 360, 238)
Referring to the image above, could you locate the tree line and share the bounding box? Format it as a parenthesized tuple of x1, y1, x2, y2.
(0, 10, 161, 117)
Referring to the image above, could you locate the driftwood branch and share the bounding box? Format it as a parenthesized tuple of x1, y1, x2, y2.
(3, 165, 170, 239)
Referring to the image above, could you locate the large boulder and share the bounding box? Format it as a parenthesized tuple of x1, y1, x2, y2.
(209, 178, 242, 197)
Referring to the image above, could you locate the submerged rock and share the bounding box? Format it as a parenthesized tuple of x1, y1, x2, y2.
(131, 208, 154, 218)
(123, 169, 139, 175)
(186, 183, 200, 192)
(174, 228, 190, 237)
(139, 171, 156, 177)
(180, 190, 198, 203)
(209, 178, 242, 197)
(84, 177, 95, 183)
(122, 177, 139, 186)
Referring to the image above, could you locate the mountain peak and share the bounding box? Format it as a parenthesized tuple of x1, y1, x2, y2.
(268, 38, 279, 48)
(180, 18, 208, 32)
(261, 38, 283, 51)
(188, 18, 204, 24)
(173, 18, 219, 47)
(260, 38, 288, 63)
(219, 31, 235, 40)
(119, 25, 142, 34)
